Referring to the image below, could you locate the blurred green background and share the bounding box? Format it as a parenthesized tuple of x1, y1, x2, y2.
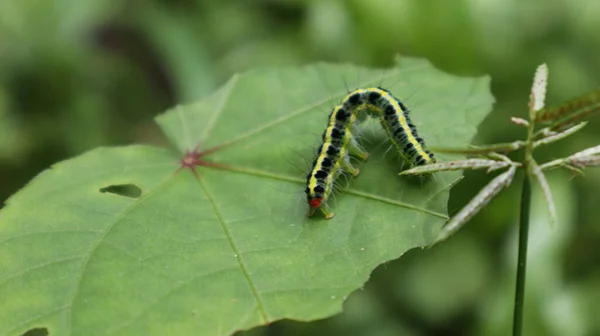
(1, 0, 599, 335)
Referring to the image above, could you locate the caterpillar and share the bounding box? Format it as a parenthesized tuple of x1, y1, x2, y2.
(305, 86, 435, 219)
(305, 98, 369, 219)
(349, 87, 436, 167)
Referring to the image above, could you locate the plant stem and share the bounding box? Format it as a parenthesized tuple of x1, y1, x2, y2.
(512, 173, 531, 336)
(513, 89, 537, 335)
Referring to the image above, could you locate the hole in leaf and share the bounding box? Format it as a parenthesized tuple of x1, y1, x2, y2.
(99, 184, 142, 199)
(21, 328, 48, 336)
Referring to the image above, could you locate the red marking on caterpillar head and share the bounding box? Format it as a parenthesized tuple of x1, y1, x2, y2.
(309, 198, 323, 209)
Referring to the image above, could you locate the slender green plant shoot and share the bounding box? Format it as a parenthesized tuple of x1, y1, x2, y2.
(400, 63, 600, 336)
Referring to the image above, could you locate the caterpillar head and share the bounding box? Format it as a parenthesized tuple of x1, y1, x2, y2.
(308, 197, 323, 209)
(305, 184, 325, 212)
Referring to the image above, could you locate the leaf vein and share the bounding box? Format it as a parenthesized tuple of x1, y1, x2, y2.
(202, 165, 448, 219)
(17, 162, 175, 204)
(177, 107, 192, 151)
(199, 74, 239, 146)
(196, 177, 270, 323)
(205, 64, 428, 151)
(0, 256, 84, 288)
(0, 230, 102, 247)
(105, 266, 239, 335)
(4, 304, 69, 336)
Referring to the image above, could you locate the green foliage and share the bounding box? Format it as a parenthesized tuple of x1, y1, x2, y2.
(0, 59, 493, 336)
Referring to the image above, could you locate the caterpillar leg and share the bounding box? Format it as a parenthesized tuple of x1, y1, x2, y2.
(306, 200, 335, 219)
(340, 155, 360, 177)
(347, 137, 369, 161)
(320, 204, 335, 219)
(358, 105, 381, 119)
(307, 204, 335, 219)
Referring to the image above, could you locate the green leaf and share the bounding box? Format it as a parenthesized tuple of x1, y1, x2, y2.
(0, 58, 493, 336)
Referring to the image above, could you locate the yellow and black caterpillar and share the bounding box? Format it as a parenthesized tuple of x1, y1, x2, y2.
(305, 87, 435, 219)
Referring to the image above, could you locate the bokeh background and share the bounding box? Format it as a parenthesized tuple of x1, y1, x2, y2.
(1, 0, 599, 335)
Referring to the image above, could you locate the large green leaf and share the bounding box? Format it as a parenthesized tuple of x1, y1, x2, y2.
(0, 57, 493, 336)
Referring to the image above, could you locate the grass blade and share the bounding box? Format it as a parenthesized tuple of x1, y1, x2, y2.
(434, 166, 517, 243)
(536, 89, 600, 131)
(400, 159, 510, 175)
(530, 159, 557, 226)
(533, 122, 587, 148)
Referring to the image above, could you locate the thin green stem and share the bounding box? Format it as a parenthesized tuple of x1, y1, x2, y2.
(512, 99, 537, 335)
(513, 173, 531, 336)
